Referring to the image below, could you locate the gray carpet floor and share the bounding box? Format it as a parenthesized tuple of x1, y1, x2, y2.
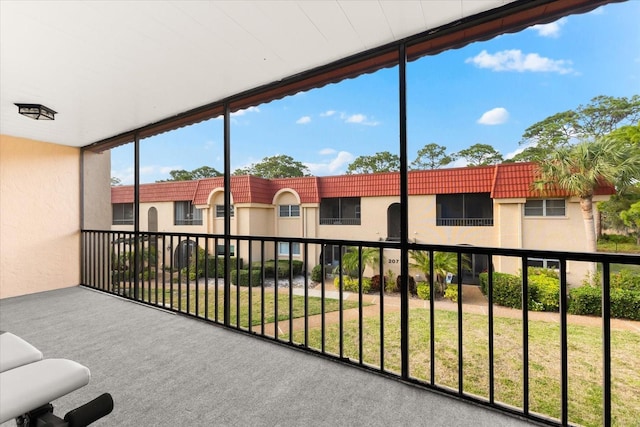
(0, 287, 534, 426)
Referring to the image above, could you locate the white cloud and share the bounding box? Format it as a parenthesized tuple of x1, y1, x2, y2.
(530, 18, 567, 38)
(319, 148, 336, 155)
(305, 151, 354, 175)
(477, 107, 509, 125)
(466, 49, 574, 74)
(231, 106, 260, 117)
(345, 113, 380, 126)
(296, 116, 311, 124)
(320, 110, 336, 117)
(504, 141, 536, 160)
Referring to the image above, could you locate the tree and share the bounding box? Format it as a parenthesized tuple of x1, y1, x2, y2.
(411, 143, 456, 170)
(111, 176, 122, 186)
(518, 95, 640, 162)
(598, 185, 640, 234)
(233, 154, 310, 178)
(339, 247, 383, 277)
(346, 151, 400, 174)
(190, 166, 222, 179)
(620, 201, 640, 245)
(456, 143, 503, 166)
(160, 166, 222, 182)
(409, 251, 468, 297)
(534, 136, 640, 257)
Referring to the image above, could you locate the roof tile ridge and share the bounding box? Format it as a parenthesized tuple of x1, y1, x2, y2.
(191, 179, 201, 203)
(490, 163, 501, 198)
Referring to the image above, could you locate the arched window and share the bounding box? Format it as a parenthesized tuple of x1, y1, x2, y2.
(387, 203, 401, 241)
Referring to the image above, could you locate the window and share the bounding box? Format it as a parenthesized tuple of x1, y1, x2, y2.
(436, 193, 493, 226)
(279, 204, 300, 217)
(174, 201, 202, 225)
(524, 199, 565, 217)
(527, 258, 560, 270)
(112, 203, 133, 225)
(319, 197, 361, 225)
(278, 242, 301, 256)
(215, 205, 234, 218)
(216, 244, 235, 257)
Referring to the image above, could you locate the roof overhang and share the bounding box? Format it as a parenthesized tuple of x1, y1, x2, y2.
(0, 0, 618, 150)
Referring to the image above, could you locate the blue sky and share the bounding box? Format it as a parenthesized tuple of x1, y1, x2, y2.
(113, 2, 640, 185)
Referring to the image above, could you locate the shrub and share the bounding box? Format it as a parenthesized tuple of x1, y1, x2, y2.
(188, 247, 242, 278)
(610, 288, 640, 320)
(611, 270, 640, 292)
(598, 234, 636, 244)
(385, 277, 398, 293)
(479, 272, 523, 309)
(416, 283, 430, 300)
(259, 260, 304, 279)
(480, 272, 560, 312)
(311, 264, 324, 282)
(396, 275, 417, 296)
(231, 268, 263, 287)
(528, 275, 560, 312)
(370, 275, 385, 292)
(333, 276, 372, 293)
(527, 267, 559, 279)
(444, 285, 458, 302)
(568, 286, 640, 320)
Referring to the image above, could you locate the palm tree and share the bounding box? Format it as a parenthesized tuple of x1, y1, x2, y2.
(409, 251, 465, 296)
(535, 135, 640, 254)
(338, 246, 382, 278)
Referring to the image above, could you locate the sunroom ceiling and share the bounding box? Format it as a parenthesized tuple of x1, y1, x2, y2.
(0, 1, 610, 148)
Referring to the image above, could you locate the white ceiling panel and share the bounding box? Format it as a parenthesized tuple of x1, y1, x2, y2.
(1, 0, 589, 148)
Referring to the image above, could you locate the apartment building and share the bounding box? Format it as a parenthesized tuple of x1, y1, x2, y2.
(111, 162, 614, 285)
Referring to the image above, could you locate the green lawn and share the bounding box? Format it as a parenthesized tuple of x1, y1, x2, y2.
(290, 309, 640, 427)
(134, 284, 639, 426)
(598, 241, 640, 254)
(140, 287, 364, 328)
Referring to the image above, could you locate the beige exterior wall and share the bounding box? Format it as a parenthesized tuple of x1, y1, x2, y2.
(109, 185, 607, 286)
(82, 150, 112, 230)
(1, 135, 83, 298)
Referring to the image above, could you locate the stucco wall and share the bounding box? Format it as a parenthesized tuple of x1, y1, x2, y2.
(1, 135, 81, 298)
(82, 150, 112, 230)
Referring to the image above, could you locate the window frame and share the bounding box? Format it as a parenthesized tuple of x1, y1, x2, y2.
(527, 258, 561, 270)
(524, 199, 566, 217)
(174, 201, 203, 226)
(215, 204, 235, 218)
(278, 242, 301, 256)
(112, 203, 134, 225)
(435, 193, 494, 226)
(279, 204, 300, 217)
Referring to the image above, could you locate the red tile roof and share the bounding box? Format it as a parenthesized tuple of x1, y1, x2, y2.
(111, 162, 615, 205)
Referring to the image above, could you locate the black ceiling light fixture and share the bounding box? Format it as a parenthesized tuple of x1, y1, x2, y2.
(15, 103, 57, 120)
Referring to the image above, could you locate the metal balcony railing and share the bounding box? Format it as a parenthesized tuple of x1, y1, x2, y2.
(319, 217, 361, 225)
(81, 229, 639, 427)
(436, 218, 494, 226)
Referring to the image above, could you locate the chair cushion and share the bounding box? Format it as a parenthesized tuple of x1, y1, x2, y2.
(0, 332, 43, 373)
(0, 359, 90, 423)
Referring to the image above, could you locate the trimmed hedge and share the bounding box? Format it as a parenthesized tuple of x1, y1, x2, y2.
(568, 286, 640, 320)
(311, 264, 324, 282)
(255, 260, 304, 279)
(479, 272, 560, 312)
(231, 268, 263, 287)
(334, 276, 372, 293)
